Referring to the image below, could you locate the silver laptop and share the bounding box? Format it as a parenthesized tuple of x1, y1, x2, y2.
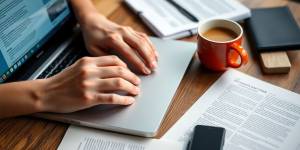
(0, 0, 196, 137)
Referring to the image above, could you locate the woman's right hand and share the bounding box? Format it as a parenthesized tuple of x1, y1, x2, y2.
(38, 55, 141, 113)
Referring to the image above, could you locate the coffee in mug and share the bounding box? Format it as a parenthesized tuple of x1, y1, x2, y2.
(202, 27, 238, 42)
(197, 19, 248, 71)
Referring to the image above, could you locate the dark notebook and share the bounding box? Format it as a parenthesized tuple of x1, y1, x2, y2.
(245, 7, 300, 52)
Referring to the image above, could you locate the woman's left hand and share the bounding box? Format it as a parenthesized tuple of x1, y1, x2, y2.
(79, 12, 158, 75)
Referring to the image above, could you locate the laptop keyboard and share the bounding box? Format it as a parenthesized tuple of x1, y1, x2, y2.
(37, 48, 86, 79)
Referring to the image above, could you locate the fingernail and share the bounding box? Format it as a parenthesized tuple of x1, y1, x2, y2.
(143, 67, 151, 74)
(127, 97, 135, 104)
(136, 77, 141, 84)
(155, 51, 159, 59)
(135, 87, 140, 94)
(151, 61, 157, 69)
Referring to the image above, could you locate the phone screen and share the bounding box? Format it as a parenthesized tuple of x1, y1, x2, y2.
(188, 125, 226, 150)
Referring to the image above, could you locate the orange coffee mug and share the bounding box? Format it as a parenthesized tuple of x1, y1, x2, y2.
(197, 19, 248, 71)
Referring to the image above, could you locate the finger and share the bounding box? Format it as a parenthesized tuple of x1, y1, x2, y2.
(123, 31, 157, 70)
(110, 36, 151, 74)
(98, 66, 141, 85)
(96, 93, 135, 105)
(97, 78, 140, 95)
(90, 55, 127, 68)
(136, 32, 159, 61)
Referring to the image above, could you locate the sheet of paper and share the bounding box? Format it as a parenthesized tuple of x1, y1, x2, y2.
(163, 69, 300, 150)
(58, 125, 185, 150)
(173, 0, 249, 20)
(124, 0, 250, 38)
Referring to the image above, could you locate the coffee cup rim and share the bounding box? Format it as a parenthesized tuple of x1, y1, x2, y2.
(198, 19, 243, 44)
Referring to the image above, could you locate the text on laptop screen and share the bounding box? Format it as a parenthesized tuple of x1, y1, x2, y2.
(0, 0, 71, 83)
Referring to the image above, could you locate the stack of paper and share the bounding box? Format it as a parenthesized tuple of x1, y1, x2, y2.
(124, 0, 251, 39)
(163, 69, 300, 150)
(58, 125, 185, 150)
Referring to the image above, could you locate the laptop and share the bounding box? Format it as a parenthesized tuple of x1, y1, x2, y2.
(0, 0, 196, 137)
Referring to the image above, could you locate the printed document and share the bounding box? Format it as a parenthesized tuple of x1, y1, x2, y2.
(163, 69, 300, 150)
(58, 125, 185, 150)
(124, 0, 250, 39)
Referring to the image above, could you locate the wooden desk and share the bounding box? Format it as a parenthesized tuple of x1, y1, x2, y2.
(1, 0, 300, 149)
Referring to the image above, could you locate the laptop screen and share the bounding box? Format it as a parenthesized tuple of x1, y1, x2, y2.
(0, 0, 71, 83)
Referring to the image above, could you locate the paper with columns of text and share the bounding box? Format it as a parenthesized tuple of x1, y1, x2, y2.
(163, 69, 300, 150)
(58, 125, 185, 150)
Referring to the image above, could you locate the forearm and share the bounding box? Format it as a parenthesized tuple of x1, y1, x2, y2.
(0, 80, 46, 119)
(70, 0, 105, 25)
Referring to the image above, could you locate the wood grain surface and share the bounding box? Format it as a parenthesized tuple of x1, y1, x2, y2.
(1, 0, 300, 149)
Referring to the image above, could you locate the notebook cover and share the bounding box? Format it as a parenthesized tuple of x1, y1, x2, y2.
(245, 7, 300, 52)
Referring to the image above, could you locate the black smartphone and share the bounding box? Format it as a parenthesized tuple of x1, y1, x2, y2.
(188, 125, 226, 150)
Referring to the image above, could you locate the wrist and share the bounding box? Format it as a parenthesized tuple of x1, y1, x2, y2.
(70, 0, 119, 32)
(78, 10, 105, 26)
(70, 0, 104, 26)
(32, 79, 51, 113)
(79, 12, 120, 36)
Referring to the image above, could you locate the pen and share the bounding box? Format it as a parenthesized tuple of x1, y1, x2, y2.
(166, 0, 199, 22)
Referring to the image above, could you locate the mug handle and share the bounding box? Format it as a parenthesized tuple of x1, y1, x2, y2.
(227, 43, 248, 68)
